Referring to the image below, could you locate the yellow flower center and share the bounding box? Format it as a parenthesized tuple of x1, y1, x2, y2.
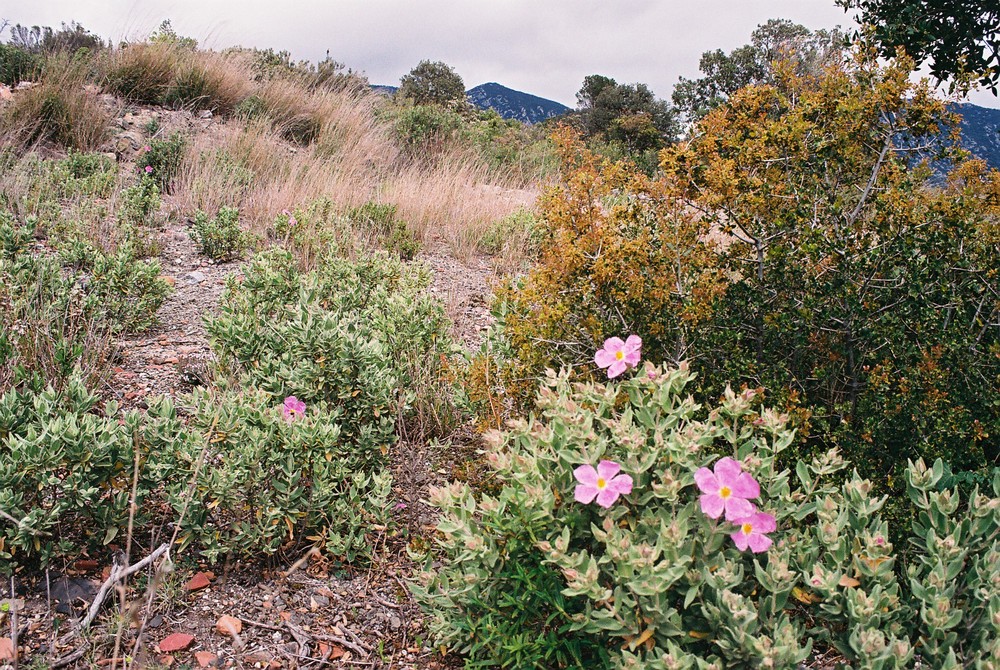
(719, 486, 732, 499)
(597, 478, 607, 489)
(742, 523, 754, 535)
(615, 351, 624, 360)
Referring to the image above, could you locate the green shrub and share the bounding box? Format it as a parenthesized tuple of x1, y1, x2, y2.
(88, 245, 172, 333)
(118, 174, 161, 227)
(0, 44, 40, 85)
(136, 132, 185, 192)
(416, 364, 1000, 668)
(189, 206, 251, 260)
(347, 201, 421, 260)
(477, 207, 545, 258)
(207, 249, 459, 441)
(0, 379, 153, 572)
(143, 388, 392, 563)
(390, 104, 466, 154)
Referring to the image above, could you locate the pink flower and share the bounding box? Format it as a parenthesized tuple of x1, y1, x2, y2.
(281, 209, 297, 227)
(144, 165, 154, 174)
(282, 396, 306, 422)
(574, 460, 633, 508)
(594, 335, 642, 378)
(143, 145, 152, 152)
(730, 510, 776, 553)
(695, 457, 760, 521)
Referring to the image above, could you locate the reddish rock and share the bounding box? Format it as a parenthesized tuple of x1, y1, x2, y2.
(215, 615, 242, 637)
(158, 633, 196, 652)
(0, 637, 14, 661)
(185, 572, 212, 591)
(195, 651, 218, 667)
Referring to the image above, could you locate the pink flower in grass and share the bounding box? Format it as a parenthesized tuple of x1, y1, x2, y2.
(730, 510, 776, 553)
(144, 165, 154, 174)
(282, 396, 306, 422)
(143, 145, 152, 152)
(281, 209, 297, 227)
(574, 460, 633, 508)
(594, 335, 642, 378)
(695, 457, 760, 521)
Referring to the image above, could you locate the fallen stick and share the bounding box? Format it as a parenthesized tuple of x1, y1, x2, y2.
(80, 543, 170, 631)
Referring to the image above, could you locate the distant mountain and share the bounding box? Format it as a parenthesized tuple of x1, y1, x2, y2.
(466, 82, 570, 124)
(953, 102, 1000, 169)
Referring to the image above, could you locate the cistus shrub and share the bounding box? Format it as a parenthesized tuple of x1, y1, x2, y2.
(0, 378, 154, 571)
(415, 364, 1000, 668)
(189, 206, 252, 260)
(136, 132, 186, 192)
(207, 249, 460, 441)
(143, 389, 391, 564)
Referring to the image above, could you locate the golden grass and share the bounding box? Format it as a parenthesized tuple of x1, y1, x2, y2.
(0, 56, 114, 153)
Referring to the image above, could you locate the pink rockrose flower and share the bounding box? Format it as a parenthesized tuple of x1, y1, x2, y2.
(574, 460, 633, 508)
(143, 145, 152, 152)
(695, 457, 760, 521)
(594, 335, 642, 378)
(144, 165, 154, 174)
(730, 510, 776, 553)
(281, 209, 297, 227)
(282, 395, 306, 422)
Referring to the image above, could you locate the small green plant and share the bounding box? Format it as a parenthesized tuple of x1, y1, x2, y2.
(0, 44, 40, 85)
(135, 132, 185, 192)
(88, 245, 172, 333)
(348, 201, 421, 260)
(477, 207, 544, 258)
(118, 174, 161, 227)
(189, 206, 252, 260)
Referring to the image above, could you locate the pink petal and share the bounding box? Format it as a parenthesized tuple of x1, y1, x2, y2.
(623, 349, 641, 367)
(723, 497, 755, 522)
(731, 531, 751, 551)
(596, 460, 620, 481)
(595, 487, 620, 508)
(574, 484, 598, 504)
(694, 467, 719, 494)
(729, 472, 760, 499)
(624, 334, 642, 351)
(608, 473, 632, 495)
(699, 493, 725, 519)
(714, 457, 744, 486)
(753, 512, 777, 533)
(574, 464, 598, 486)
(594, 348, 617, 368)
(602, 337, 625, 352)
(748, 533, 773, 553)
(607, 360, 627, 378)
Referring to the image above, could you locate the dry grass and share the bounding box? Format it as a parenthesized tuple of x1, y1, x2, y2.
(163, 51, 253, 114)
(0, 56, 114, 153)
(101, 43, 180, 104)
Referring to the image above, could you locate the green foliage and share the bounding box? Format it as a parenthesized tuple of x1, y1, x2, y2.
(7, 22, 103, 55)
(477, 207, 544, 258)
(148, 20, 197, 50)
(118, 175, 161, 228)
(0, 44, 40, 85)
(416, 365, 1000, 668)
(189, 206, 252, 261)
(347, 201, 421, 260)
(135, 132, 186, 192)
(0, 380, 151, 572)
(390, 104, 466, 154)
(88, 245, 172, 333)
(483, 57, 999, 491)
(838, 0, 1000, 93)
(672, 20, 843, 123)
(575, 75, 679, 155)
(398, 60, 466, 107)
(144, 389, 391, 563)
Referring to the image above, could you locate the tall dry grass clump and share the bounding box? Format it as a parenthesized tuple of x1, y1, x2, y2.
(162, 50, 252, 113)
(0, 55, 114, 152)
(101, 42, 179, 104)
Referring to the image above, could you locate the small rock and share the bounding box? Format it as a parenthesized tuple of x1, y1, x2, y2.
(310, 595, 329, 608)
(158, 632, 196, 652)
(185, 572, 212, 592)
(216, 615, 242, 637)
(390, 616, 402, 629)
(187, 270, 207, 283)
(0, 637, 14, 661)
(195, 651, 218, 667)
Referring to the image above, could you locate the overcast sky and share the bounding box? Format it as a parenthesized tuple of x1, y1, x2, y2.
(5, 0, 999, 109)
